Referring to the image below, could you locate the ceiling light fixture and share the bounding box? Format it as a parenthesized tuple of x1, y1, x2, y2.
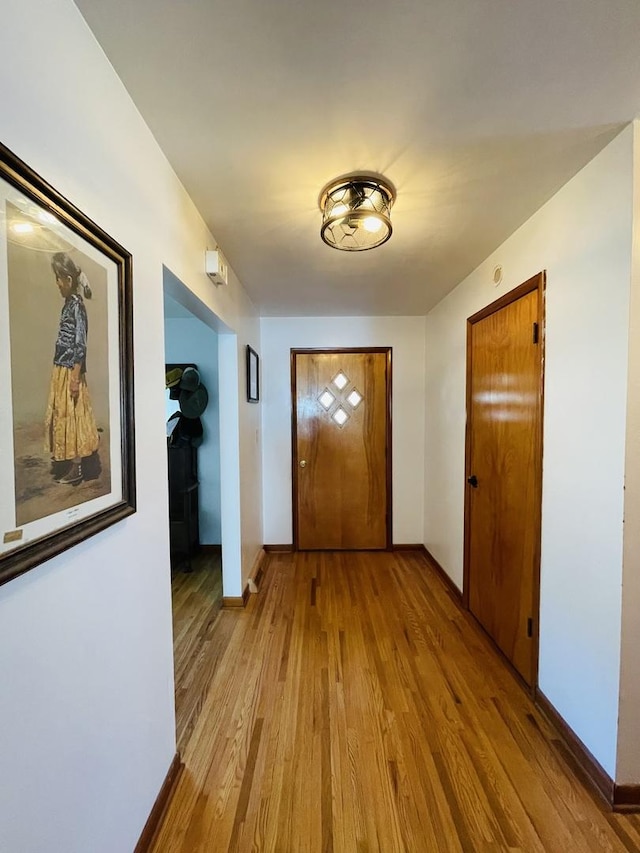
(319, 174, 395, 251)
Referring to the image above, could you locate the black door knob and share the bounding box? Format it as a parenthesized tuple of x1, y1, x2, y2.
(467, 475, 478, 488)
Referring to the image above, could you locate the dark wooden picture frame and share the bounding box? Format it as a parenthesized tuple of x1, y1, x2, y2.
(246, 345, 260, 403)
(0, 141, 136, 587)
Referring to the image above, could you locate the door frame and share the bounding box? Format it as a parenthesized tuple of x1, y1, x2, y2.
(462, 271, 546, 689)
(290, 347, 393, 551)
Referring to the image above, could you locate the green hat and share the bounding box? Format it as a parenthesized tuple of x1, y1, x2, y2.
(180, 383, 209, 419)
(165, 367, 183, 388)
(179, 366, 201, 391)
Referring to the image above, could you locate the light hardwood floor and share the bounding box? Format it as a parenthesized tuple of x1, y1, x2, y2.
(157, 550, 640, 852)
(171, 550, 223, 752)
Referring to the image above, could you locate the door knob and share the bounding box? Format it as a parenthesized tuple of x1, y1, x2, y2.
(467, 474, 478, 488)
(299, 460, 307, 468)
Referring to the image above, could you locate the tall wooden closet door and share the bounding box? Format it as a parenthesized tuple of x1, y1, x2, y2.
(465, 277, 544, 685)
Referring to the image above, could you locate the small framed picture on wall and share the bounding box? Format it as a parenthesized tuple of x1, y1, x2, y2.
(246, 345, 259, 403)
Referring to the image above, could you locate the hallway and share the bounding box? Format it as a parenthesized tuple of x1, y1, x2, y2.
(152, 550, 640, 852)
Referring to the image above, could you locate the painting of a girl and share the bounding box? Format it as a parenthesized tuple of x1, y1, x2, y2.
(44, 252, 100, 485)
(0, 156, 132, 577)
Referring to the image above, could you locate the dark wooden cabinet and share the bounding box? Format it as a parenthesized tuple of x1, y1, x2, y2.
(168, 444, 199, 569)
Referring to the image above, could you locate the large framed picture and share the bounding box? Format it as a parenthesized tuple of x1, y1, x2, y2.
(0, 142, 135, 587)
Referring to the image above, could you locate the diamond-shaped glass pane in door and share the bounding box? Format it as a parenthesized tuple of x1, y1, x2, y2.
(346, 389, 363, 408)
(332, 407, 349, 427)
(332, 372, 349, 391)
(318, 389, 336, 410)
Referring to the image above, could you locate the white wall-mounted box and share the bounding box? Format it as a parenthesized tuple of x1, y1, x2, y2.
(205, 249, 228, 286)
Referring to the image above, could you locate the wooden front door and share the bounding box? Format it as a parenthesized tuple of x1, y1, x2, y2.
(292, 349, 391, 550)
(464, 273, 544, 686)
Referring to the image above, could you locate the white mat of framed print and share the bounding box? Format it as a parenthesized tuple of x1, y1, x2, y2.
(0, 142, 135, 586)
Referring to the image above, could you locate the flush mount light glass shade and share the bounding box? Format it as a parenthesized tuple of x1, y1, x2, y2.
(319, 175, 395, 251)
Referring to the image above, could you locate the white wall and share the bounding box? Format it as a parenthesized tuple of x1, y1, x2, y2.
(165, 317, 221, 544)
(424, 126, 633, 778)
(617, 120, 640, 784)
(261, 317, 426, 545)
(0, 2, 261, 851)
(238, 330, 264, 588)
(222, 331, 264, 595)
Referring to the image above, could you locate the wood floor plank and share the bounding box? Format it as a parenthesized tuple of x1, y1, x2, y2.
(153, 549, 640, 852)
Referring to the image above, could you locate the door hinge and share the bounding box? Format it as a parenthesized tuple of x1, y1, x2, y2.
(532, 322, 539, 344)
(527, 617, 533, 638)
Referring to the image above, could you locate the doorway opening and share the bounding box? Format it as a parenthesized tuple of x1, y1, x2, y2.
(162, 265, 243, 748)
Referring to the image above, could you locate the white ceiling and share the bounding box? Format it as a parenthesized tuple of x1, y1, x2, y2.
(74, 0, 640, 317)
